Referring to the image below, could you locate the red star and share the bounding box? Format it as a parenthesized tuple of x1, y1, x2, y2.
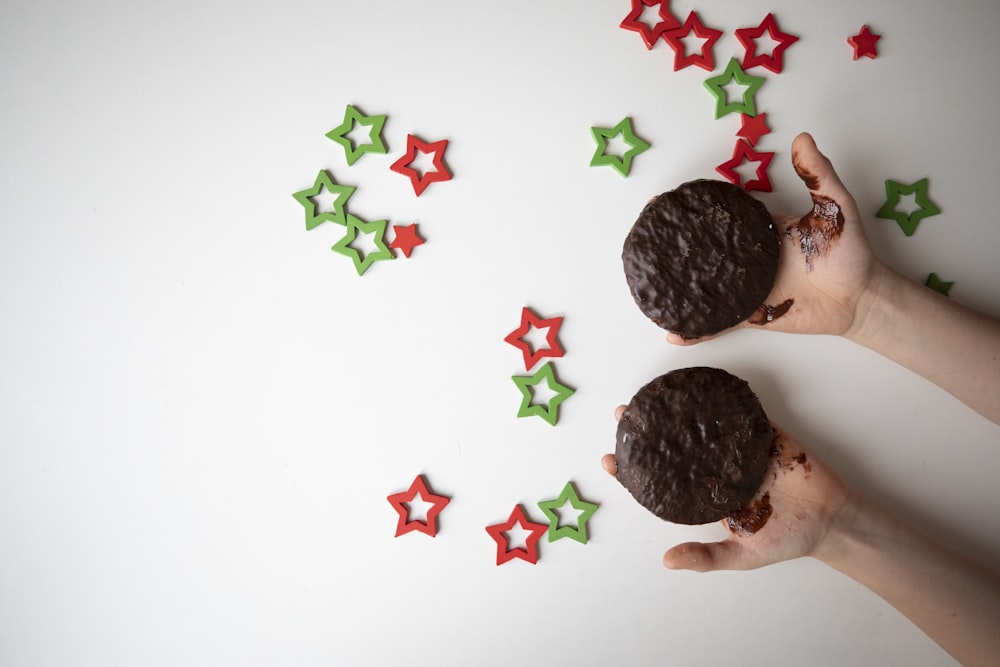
(661, 11, 723, 72)
(620, 0, 680, 50)
(485, 504, 548, 566)
(716, 140, 775, 193)
(735, 13, 799, 74)
(390, 134, 452, 196)
(503, 306, 564, 371)
(389, 223, 425, 258)
(387, 475, 451, 538)
(736, 112, 770, 146)
(848, 25, 881, 60)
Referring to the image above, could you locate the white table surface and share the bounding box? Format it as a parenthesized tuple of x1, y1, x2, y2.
(2, 1, 999, 665)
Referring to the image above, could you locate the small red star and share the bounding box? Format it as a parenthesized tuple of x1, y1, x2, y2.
(661, 10, 723, 72)
(735, 13, 799, 74)
(390, 134, 452, 196)
(619, 0, 680, 50)
(716, 140, 775, 193)
(736, 112, 770, 146)
(503, 306, 564, 371)
(485, 504, 548, 566)
(848, 25, 881, 60)
(389, 223, 425, 258)
(387, 475, 451, 538)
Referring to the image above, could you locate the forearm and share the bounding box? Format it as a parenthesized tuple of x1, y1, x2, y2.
(816, 492, 1000, 666)
(847, 262, 1000, 425)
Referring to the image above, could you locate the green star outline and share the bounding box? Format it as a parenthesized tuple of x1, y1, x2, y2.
(874, 178, 941, 236)
(589, 116, 650, 177)
(925, 272, 954, 297)
(511, 361, 575, 426)
(292, 169, 356, 230)
(703, 58, 766, 119)
(537, 481, 599, 544)
(326, 104, 388, 165)
(331, 214, 395, 276)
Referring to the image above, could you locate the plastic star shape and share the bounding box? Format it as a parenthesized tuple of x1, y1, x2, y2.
(390, 134, 452, 196)
(716, 140, 775, 192)
(735, 12, 799, 74)
(537, 482, 599, 544)
(292, 169, 356, 230)
(737, 112, 770, 146)
(503, 306, 564, 371)
(331, 214, 395, 275)
(589, 117, 650, 177)
(661, 10, 723, 72)
(485, 504, 548, 565)
(925, 273, 954, 297)
(875, 178, 941, 236)
(325, 104, 388, 165)
(848, 25, 881, 60)
(511, 361, 575, 426)
(387, 474, 451, 537)
(619, 0, 680, 50)
(389, 223, 425, 258)
(704, 58, 766, 119)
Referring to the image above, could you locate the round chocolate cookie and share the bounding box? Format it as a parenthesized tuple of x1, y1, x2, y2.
(622, 179, 779, 337)
(615, 367, 772, 525)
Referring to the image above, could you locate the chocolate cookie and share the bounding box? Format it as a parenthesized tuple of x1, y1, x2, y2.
(615, 367, 771, 524)
(622, 179, 779, 337)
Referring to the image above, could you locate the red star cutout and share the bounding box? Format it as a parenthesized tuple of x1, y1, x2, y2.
(389, 223, 425, 258)
(735, 13, 799, 74)
(736, 112, 770, 146)
(716, 140, 775, 193)
(503, 306, 564, 371)
(387, 474, 451, 538)
(485, 504, 548, 566)
(389, 134, 452, 196)
(661, 10, 723, 72)
(619, 0, 680, 50)
(848, 24, 881, 60)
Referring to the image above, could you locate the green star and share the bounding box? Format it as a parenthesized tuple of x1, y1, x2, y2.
(292, 169, 356, 230)
(589, 116, 650, 177)
(703, 58, 766, 119)
(511, 361, 575, 426)
(326, 104, 388, 165)
(537, 481, 599, 544)
(331, 214, 395, 276)
(875, 178, 941, 236)
(925, 272, 954, 297)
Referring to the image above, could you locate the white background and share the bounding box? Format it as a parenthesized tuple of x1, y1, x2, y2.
(2, 1, 999, 666)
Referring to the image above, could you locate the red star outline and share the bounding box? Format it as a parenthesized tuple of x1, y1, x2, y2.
(848, 25, 881, 60)
(387, 474, 451, 538)
(662, 11, 723, 72)
(485, 504, 548, 566)
(736, 112, 770, 146)
(716, 140, 775, 193)
(389, 134, 452, 197)
(503, 306, 565, 371)
(735, 13, 799, 74)
(389, 223, 425, 258)
(619, 0, 680, 50)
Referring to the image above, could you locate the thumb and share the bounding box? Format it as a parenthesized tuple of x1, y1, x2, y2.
(663, 539, 756, 572)
(790, 132, 853, 205)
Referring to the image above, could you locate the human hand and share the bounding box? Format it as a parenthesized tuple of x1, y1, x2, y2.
(602, 407, 851, 571)
(667, 133, 880, 346)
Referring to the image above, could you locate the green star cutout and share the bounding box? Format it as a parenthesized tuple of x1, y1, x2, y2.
(537, 481, 599, 544)
(589, 116, 650, 177)
(325, 104, 388, 165)
(925, 272, 954, 297)
(703, 58, 766, 119)
(875, 178, 941, 236)
(331, 214, 395, 276)
(292, 169, 356, 230)
(511, 361, 575, 426)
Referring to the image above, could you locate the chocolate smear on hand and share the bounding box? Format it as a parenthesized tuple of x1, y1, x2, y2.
(786, 196, 844, 271)
(727, 492, 773, 537)
(749, 298, 793, 325)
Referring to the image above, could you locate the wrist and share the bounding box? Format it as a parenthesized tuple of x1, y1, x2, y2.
(842, 260, 902, 347)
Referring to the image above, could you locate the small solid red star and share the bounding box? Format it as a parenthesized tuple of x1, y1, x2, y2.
(387, 475, 451, 538)
(389, 223, 425, 258)
(485, 504, 548, 566)
(716, 140, 775, 193)
(848, 25, 881, 60)
(735, 12, 799, 74)
(736, 112, 770, 146)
